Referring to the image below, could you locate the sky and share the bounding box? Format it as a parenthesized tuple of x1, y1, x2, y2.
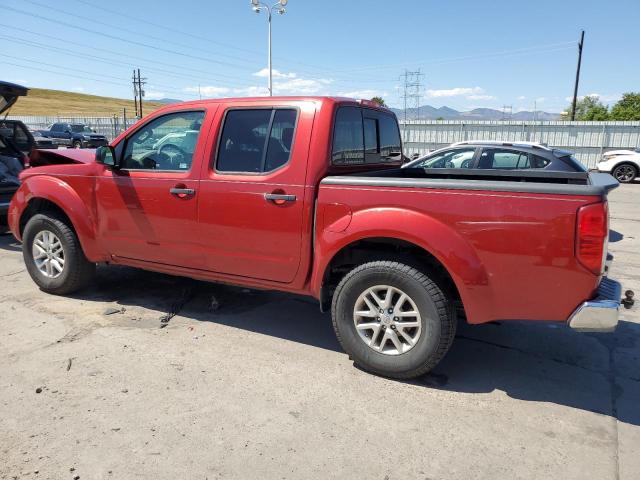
(2, 0, 639, 113)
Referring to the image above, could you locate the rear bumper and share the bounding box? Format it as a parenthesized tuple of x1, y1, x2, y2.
(567, 276, 621, 332)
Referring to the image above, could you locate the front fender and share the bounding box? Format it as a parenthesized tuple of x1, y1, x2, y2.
(9, 175, 106, 261)
(311, 207, 492, 324)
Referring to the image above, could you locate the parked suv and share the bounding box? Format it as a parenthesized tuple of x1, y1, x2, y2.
(38, 123, 108, 149)
(404, 141, 588, 172)
(596, 148, 640, 183)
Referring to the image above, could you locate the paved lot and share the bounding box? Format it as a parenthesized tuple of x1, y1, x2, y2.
(1, 184, 639, 480)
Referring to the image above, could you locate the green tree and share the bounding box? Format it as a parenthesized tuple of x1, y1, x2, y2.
(370, 96, 387, 107)
(610, 93, 640, 120)
(561, 95, 609, 120)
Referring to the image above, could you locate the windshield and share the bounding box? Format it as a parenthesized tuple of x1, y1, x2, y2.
(71, 125, 93, 133)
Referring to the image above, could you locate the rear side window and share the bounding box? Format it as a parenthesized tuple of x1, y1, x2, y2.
(331, 106, 401, 165)
(531, 154, 551, 169)
(217, 108, 297, 173)
(478, 148, 530, 169)
(332, 106, 364, 165)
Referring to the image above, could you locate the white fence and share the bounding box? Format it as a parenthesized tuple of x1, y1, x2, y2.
(10, 115, 640, 169)
(400, 120, 640, 169)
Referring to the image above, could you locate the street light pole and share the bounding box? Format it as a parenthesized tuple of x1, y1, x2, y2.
(251, 0, 288, 96)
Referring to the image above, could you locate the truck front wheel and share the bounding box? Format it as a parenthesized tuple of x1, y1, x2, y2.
(331, 261, 456, 379)
(22, 213, 96, 295)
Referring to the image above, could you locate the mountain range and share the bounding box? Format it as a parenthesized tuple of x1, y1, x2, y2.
(389, 105, 560, 121)
(149, 97, 560, 121)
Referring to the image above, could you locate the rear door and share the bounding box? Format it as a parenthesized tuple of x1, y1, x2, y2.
(196, 102, 313, 283)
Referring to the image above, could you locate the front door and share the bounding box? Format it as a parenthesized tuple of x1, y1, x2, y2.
(197, 105, 312, 283)
(96, 109, 209, 268)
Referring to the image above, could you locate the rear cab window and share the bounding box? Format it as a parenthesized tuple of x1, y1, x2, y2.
(331, 106, 402, 166)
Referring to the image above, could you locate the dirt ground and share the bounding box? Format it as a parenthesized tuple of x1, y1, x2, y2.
(1, 185, 639, 480)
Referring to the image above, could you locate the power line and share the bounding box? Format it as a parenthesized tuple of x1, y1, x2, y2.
(3, 4, 256, 71)
(330, 42, 577, 74)
(0, 32, 256, 89)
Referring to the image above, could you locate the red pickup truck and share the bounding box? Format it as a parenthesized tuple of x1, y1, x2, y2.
(8, 96, 623, 379)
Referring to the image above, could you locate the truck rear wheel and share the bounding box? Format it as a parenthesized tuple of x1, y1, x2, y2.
(331, 261, 456, 379)
(22, 213, 95, 295)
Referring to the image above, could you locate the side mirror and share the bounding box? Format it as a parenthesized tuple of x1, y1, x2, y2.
(96, 145, 117, 168)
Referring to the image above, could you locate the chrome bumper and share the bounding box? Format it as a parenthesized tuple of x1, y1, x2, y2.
(568, 276, 621, 332)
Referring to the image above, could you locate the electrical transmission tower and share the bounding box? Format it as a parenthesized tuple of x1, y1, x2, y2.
(501, 105, 513, 121)
(400, 69, 424, 122)
(132, 69, 147, 119)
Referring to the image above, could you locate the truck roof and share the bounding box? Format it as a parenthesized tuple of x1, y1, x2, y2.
(157, 96, 393, 112)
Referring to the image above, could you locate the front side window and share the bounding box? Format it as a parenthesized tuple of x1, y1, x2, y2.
(217, 108, 298, 173)
(414, 148, 476, 169)
(478, 148, 529, 169)
(122, 110, 205, 171)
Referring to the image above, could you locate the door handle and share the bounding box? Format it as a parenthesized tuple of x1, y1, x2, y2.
(264, 193, 296, 204)
(170, 187, 196, 197)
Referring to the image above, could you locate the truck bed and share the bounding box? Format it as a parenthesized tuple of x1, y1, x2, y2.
(317, 168, 616, 325)
(322, 168, 618, 196)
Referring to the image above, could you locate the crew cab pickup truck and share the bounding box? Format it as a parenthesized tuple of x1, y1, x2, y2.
(37, 122, 108, 149)
(8, 96, 624, 379)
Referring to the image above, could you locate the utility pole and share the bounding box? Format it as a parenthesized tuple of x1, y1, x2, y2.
(132, 70, 139, 118)
(570, 30, 585, 121)
(400, 69, 424, 123)
(132, 69, 147, 119)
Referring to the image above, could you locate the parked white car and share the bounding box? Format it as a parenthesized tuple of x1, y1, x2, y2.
(597, 148, 640, 183)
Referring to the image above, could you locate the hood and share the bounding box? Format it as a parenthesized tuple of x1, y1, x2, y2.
(0, 81, 29, 115)
(604, 149, 640, 156)
(29, 147, 97, 167)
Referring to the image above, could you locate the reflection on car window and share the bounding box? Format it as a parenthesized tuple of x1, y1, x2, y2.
(122, 111, 205, 171)
(217, 108, 298, 173)
(414, 148, 475, 169)
(478, 148, 530, 169)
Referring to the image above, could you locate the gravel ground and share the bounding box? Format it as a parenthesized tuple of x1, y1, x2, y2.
(1, 184, 639, 480)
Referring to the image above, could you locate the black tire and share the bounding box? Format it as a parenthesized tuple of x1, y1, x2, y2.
(73, 140, 83, 149)
(331, 261, 456, 379)
(22, 213, 95, 295)
(612, 163, 638, 183)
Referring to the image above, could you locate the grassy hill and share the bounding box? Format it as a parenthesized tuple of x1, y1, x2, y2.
(7, 88, 166, 116)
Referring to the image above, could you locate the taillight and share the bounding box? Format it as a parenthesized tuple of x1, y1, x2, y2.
(576, 202, 608, 275)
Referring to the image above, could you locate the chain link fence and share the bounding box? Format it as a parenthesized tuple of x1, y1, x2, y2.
(8, 114, 140, 141)
(9, 115, 640, 169)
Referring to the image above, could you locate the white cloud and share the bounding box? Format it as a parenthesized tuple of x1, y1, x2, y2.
(72, 86, 85, 92)
(535, 97, 546, 103)
(564, 93, 620, 104)
(338, 89, 388, 99)
(517, 95, 526, 100)
(234, 70, 334, 97)
(467, 94, 495, 101)
(253, 68, 297, 79)
(184, 86, 231, 97)
(144, 90, 167, 100)
(426, 87, 484, 98)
